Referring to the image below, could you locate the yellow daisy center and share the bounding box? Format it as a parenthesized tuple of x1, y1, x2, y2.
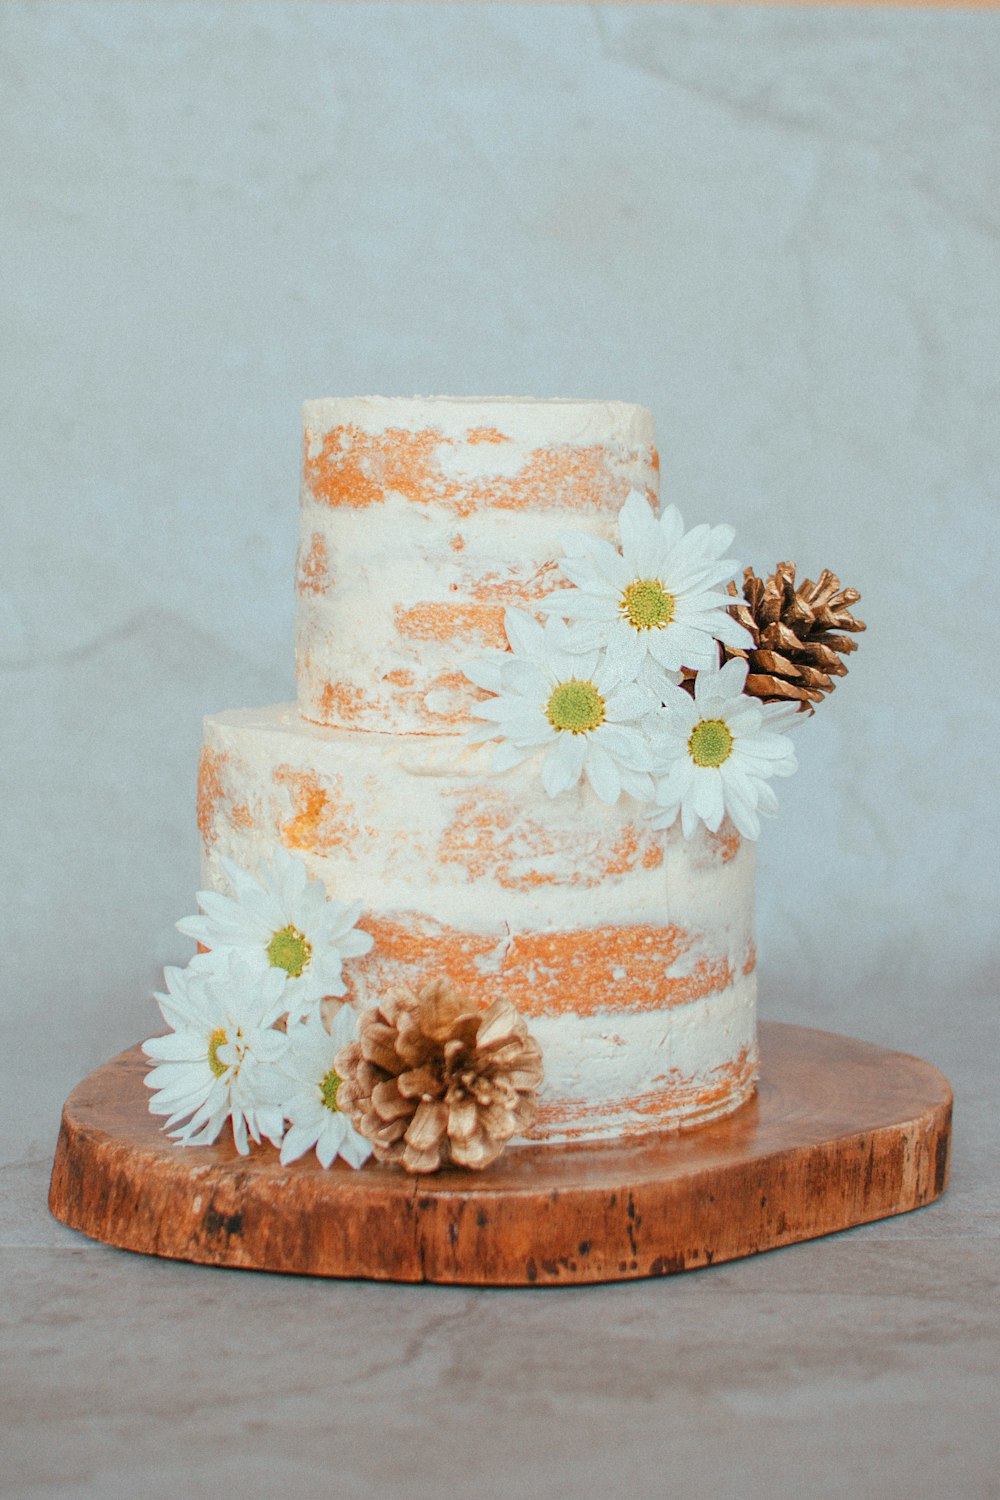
(267, 924, 312, 978)
(621, 578, 675, 631)
(546, 679, 606, 734)
(320, 1067, 342, 1113)
(207, 1026, 229, 1079)
(689, 718, 734, 768)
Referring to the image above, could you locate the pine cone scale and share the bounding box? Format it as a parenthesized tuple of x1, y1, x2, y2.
(759, 621, 807, 654)
(365, 1110, 408, 1149)
(793, 640, 849, 672)
(396, 1065, 440, 1099)
(745, 674, 822, 704)
(406, 1099, 448, 1152)
(481, 997, 536, 1044)
(795, 664, 836, 691)
(447, 1096, 480, 1142)
(817, 632, 860, 654)
(404, 1143, 443, 1174)
(371, 1078, 413, 1122)
(753, 649, 804, 678)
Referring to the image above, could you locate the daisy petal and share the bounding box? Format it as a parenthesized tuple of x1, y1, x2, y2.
(713, 656, 750, 697)
(584, 746, 622, 804)
(618, 490, 660, 567)
(541, 734, 587, 797)
(492, 740, 536, 773)
(604, 681, 655, 723)
(503, 607, 545, 660)
(545, 589, 616, 623)
(691, 770, 726, 832)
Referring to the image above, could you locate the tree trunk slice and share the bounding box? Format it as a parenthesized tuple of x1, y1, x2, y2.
(48, 1022, 952, 1286)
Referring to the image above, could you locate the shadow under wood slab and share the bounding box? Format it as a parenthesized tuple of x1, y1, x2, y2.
(48, 1022, 951, 1286)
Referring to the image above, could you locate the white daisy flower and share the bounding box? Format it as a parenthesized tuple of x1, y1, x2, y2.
(177, 845, 373, 1024)
(277, 1007, 373, 1170)
(143, 954, 290, 1155)
(464, 609, 655, 805)
(648, 658, 798, 841)
(541, 490, 754, 680)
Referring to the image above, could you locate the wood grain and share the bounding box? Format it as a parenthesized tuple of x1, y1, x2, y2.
(48, 1022, 952, 1286)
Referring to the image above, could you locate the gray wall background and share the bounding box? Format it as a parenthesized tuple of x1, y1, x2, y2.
(2, 7, 998, 1495)
(4, 2, 996, 1084)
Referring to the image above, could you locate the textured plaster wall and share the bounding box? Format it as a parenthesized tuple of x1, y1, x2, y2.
(3, 9, 1000, 1499)
(2, 2, 998, 1137)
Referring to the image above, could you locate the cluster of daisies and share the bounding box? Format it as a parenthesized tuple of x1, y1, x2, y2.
(143, 847, 374, 1166)
(463, 491, 798, 840)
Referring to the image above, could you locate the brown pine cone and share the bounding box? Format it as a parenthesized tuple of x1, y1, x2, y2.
(334, 979, 544, 1174)
(724, 562, 866, 711)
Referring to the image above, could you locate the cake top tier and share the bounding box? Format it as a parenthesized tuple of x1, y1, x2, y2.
(296, 396, 660, 735)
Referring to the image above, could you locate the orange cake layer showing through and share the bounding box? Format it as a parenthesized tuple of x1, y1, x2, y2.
(295, 397, 659, 734)
(357, 916, 737, 1020)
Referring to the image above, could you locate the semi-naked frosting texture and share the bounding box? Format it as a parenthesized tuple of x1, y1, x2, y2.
(296, 397, 659, 734)
(199, 704, 759, 1143)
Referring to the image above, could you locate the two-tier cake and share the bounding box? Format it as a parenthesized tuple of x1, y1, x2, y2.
(195, 398, 759, 1145)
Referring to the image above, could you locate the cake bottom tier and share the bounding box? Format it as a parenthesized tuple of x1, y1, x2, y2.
(198, 704, 760, 1143)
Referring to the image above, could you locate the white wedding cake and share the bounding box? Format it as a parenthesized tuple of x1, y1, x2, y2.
(195, 398, 759, 1145)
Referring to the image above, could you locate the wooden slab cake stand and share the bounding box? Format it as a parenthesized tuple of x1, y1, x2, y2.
(49, 1022, 952, 1286)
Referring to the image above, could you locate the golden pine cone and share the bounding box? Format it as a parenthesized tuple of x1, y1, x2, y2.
(723, 562, 866, 711)
(334, 979, 544, 1174)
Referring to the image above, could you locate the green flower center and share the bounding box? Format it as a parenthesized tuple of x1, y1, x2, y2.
(207, 1027, 229, 1079)
(267, 924, 312, 978)
(320, 1067, 342, 1113)
(546, 679, 606, 734)
(689, 718, 734, 768)
(621, 578, 675, 631)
